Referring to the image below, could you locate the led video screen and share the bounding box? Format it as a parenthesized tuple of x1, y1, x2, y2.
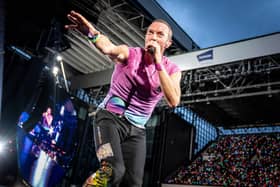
(17, 78, 79, 187)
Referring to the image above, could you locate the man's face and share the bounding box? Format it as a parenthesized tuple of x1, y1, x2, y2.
(145, 21, 171, 53)
(47, 108, 51, 114)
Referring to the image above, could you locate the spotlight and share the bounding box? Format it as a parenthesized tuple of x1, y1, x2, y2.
(215, 70, 220, 75)
(56, 55, 62, 62)
(52, 66, 59, 76)
(0, 141, 5, 154)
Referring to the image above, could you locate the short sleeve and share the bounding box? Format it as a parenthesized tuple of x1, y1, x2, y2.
(164, 57, 181, 75)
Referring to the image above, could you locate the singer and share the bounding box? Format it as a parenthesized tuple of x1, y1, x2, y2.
(65, 10, 182, 187)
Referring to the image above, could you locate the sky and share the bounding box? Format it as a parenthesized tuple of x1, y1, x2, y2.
(156, 0, 280, 49)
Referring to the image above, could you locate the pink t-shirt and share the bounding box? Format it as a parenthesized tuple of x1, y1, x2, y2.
(99, 47, 180, 127)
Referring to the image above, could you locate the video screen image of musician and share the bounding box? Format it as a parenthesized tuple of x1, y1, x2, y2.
(17, 97, 78, 187)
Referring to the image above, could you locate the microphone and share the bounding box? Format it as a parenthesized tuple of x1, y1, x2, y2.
(147, 46, 155, 55)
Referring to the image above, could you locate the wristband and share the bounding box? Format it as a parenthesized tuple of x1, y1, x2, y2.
(155, 63, 164, 71)
(88, 32, 100, 43)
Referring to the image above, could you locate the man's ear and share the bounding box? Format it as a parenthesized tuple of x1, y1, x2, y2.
(165, 39, 172, 49)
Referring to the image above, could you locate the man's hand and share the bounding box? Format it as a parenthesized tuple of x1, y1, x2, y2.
(65, 11, 129, 64)
(145, 40, 162, 64)
(65, 10, 97, 36)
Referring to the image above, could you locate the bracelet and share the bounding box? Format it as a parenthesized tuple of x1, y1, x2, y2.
(88, 32, 100, 43)
(155, 63, 164, 71)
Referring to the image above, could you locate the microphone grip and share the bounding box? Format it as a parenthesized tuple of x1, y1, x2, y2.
(147, 46, 155, 55)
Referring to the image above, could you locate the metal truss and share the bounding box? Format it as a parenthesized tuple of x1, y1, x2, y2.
(180, 54, 280, 104)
